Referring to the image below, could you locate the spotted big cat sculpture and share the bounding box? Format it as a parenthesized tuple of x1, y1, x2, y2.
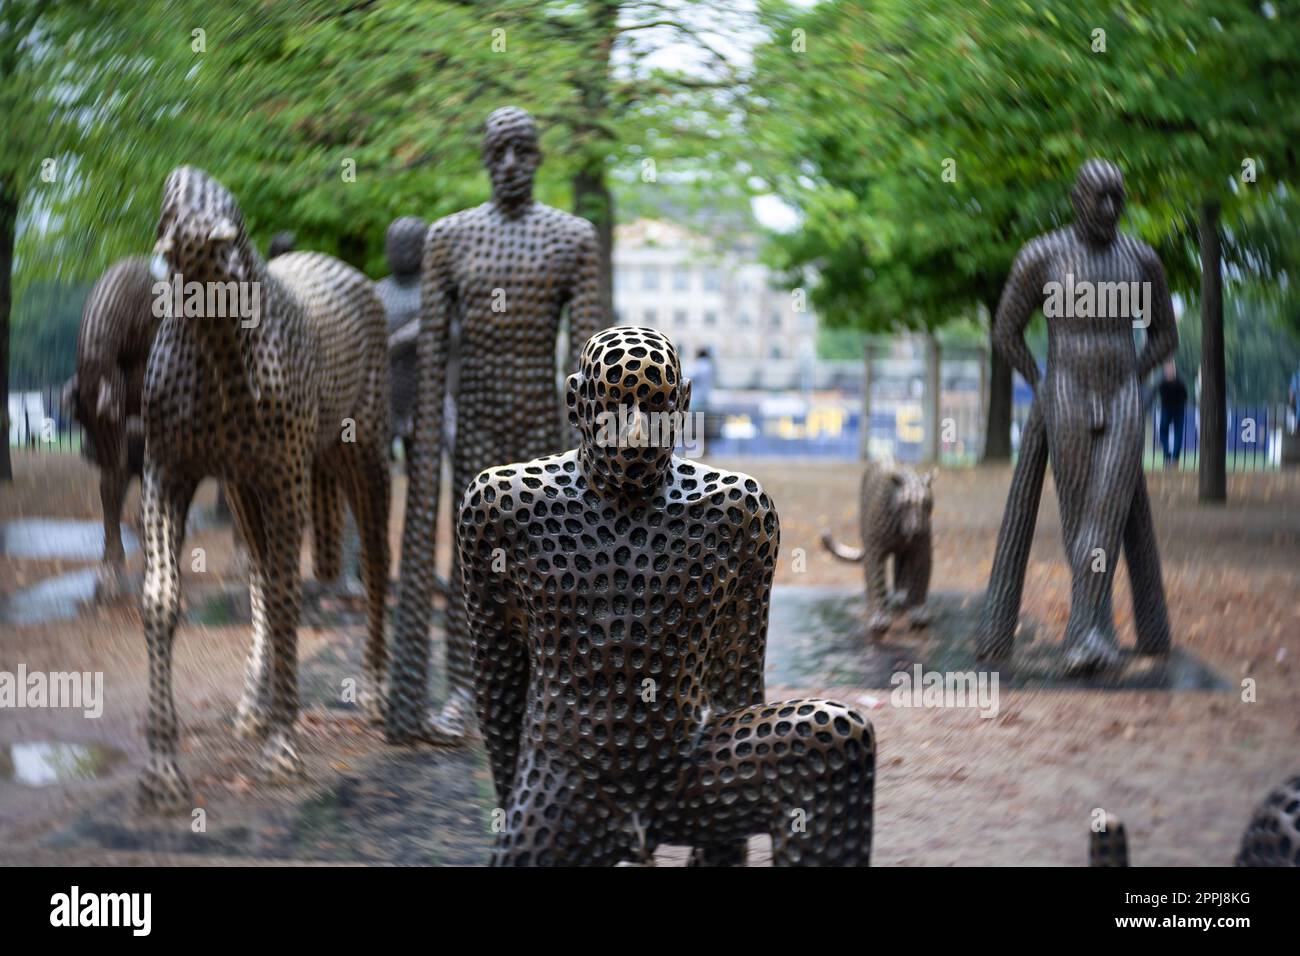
(64, 257, 160, 600)
(822, 461, 935, 634)
(137, 166, 391, 812)
(459, 327, 876, 865)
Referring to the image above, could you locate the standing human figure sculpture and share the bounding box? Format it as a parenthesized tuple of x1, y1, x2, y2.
(460, 327, 875, 865)
(387, 106, 605, 745)
(376, 216, 431, 463)
(978, 159, 1176, 674)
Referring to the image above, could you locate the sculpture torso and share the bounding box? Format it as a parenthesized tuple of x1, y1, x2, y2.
(459, 450, 775, 825)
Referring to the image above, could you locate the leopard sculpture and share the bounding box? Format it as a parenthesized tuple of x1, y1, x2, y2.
(138, 166, 391, 812)
(65, 257, 160, 600)
(822, 461, 936, 634)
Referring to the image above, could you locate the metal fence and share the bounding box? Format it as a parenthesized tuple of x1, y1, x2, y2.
(7, 385, 85, 454)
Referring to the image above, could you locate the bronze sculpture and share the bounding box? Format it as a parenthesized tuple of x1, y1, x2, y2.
(376, 216, 429, 462)
(459, 327, 875, 865)
(138, 166, 391, 811)
(387, 106, 605, 746)
(978, 160, 1176, 674)
(1236, 774, 1300, 867)
(822, 461, 935, 633)
(65, 257, 160, 600)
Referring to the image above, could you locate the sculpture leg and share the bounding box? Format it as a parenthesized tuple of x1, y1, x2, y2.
(894, 542, 932, 628)
(342, 440, 392, 722)
(864, 548, 892, 634)
(253, 483, 307, 782)
(310, 468, 344, 584)
(673, 700, 875, 866)
(1123, 475, 1171, 655)
(977, 397, 1048, 661)
(1047, 393, 1138, 674)
(229, 484, 275, 740)
(95, 463, 129, 600)
(137, 464, 197, 813)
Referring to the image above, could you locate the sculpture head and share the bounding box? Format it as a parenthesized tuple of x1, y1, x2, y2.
(385, 216, 427, 277)
(152, 166, 258, 286)
(268, 231, 296, 258)
(889, 464, 935, 539)
(1070, 159, 1125, 247)
(567, 327, 692, 498)
(483, 106, 540, 211)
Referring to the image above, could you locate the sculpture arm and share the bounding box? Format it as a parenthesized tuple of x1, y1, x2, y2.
(992, 244, 1046, 388)
(565, 222, 604, 379)
(387, 221, 453, 739)
(708, 485, 778, 712)
(458, 472, 529, 806)
(1137, 248, 1178, 379)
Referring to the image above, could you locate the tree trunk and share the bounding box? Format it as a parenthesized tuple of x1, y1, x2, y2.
(860, 341, 874, 460)
(921, 331, 940, 464)
(982, 322, 1012, 462)
(572, 165, 614, 323)
(1198, 201, 1226, 502)
(0, 176, 16, 482)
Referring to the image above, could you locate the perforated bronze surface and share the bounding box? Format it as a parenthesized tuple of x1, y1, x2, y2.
(387, 107, 605, 745)
(823, 462, 934, 633)
(138, 166, 391, 812)
(1236, 774, 1300, 867)
(457, 327, 875, 865)
(376, 216, 427, 459)
(67, 256, 160, 597)
(978, 160, 1176, 673)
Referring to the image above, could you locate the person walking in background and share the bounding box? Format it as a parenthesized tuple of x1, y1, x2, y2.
(686, 347, 715, 455)
(1153, 361, 1188, 466)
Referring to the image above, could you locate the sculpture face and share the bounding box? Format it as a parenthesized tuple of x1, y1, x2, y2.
(153, 166, 255, 285)
(1070, 158, 1125, 247)
(384, 216, 426, 277)
(483, 106, 540, 208)
(567, 326, 691, 496)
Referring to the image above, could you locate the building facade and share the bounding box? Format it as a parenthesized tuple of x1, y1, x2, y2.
(611, 219, 818, 390)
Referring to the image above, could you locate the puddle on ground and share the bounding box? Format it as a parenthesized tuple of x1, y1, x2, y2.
(766, 586, 1230, 691)
(0, 741, 127, 786)
(0, 569, 99, 626)
(0, 519, 137, 561)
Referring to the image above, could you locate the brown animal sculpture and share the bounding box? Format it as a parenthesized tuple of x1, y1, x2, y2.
(387, 106, 605, 747)
(138, 166, 391, 812)
(459, 327, 875, 865)
(822, 461, 935, 634)
(66, 257, 160, 599)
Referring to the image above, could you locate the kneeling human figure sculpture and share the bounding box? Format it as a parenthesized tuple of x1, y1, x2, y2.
(138, 167, 391, 812)
(459, 327, 875, 865)
(822, 461, 934, 634)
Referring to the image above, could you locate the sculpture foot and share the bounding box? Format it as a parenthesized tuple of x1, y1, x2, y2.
(232, 702, 271, 741)
(1063, 629, 1123, 676)
(94, 564, 137, 604)
(906, 606, 931, 629)
(257, 729, 305, 783)
(866, 611, 892, 635)
(387, 695, 475, 747)
(358, 677, 388, 725)
(136, 756, 191, 815)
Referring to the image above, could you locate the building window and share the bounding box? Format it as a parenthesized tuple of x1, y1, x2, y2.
(643, 309, 658, 327)
(673, 309, 688, 327)
(770, 344, 783, 359)
(703, 311, 717, 327)
(703, 268, 722, 292)
(672, 266, 690, 291)
(642, 267, 660, 291)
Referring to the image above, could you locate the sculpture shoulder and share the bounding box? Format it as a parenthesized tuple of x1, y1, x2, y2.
(534, 204, 599, 244)
(459, 450, 582, 531)
(1118, 234, 1163, 271)
(1012, 230, 1069, 273)
(673, 459, 778, 534)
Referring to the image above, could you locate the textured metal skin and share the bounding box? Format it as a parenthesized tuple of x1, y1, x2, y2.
(376, 216, 427, 457)
(822, 462, 934, 633)
(386, 107, 605, 746)
(137, 166, 391, 812)
(458, 327, 875, 866)
(1236, 775, 1300, 867)
(978, 160, 1176, 673)
(1088, 814, 1129, 867)
(67, 256, 160, 596)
